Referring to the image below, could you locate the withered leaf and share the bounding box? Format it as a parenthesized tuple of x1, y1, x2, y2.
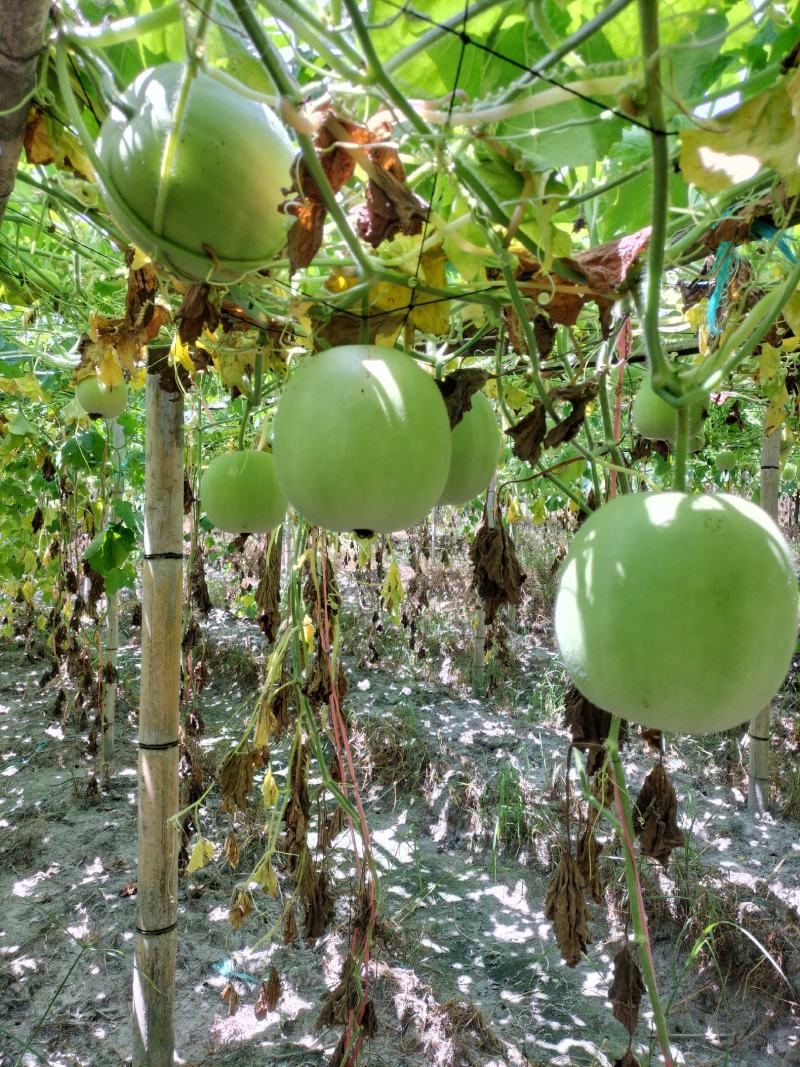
(361, 998, 378, 1038)
(189, 548, 212, 617)
(31, 507, 43, 533)
(356, 147, 427, 247)
(572, 227, 651, 292)
(282, 907, 299, 944)
(176, 283, 220, 347)
(470, 513, 526, 624)
(563, 685, 627, 776)
(436, 368, 490, 428)
(223, 830, 239, 869)
(544, 380, 599, 449)
(254, 965, 282, 1018)
(229, 889, 252, 930)
(316, 953, 361, 1030)
(632, 763, 685, 867)
(287, 199, 326, 274)
(506, 402, 546, 464)
(614, 1051, 642, 1067)
(639, 727, 663, 754)
(544, 854, 591, 967)
(182, 615, 201, 653)
(577, 826, 604, 903)
(255, 529, 283, 640)
(609, 943, 645, 1036)
(533, 313, 557, 359)
(218, 748, 256, 814)
(304, 867, 335, 939)
(221, 980, 239, 1016)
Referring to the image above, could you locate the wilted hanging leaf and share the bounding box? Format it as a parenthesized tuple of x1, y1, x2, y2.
(609, 943, 645, 1036)
(544, 381, 599, 449)
(436, 369, 490, 428)
(506, 402, 547, 464)
(563, 685, 627, 776)
(614, 1049, 642, 1067)
(262, 768, 279, 809)
(255, 530, 283, 640)
(316, 953, 362, 1029)
(218, 748, 256, 814)
(304, 867, 335, 938)
(361, 998, 378, 1038)
(632, 763, 685, 867)
(229, 889, 253, 930)
(255, 966, 282, 1019)
(177, 283, 220, 347)
(189, 548, 212, 617)
(185, 836, 215, 874)
(380, 560, 404, 621)
(282, 908, 299, 944)
(470, 513, 526, 624)
(640, 727, 663, 754)
(544, 854, 591, 967)
(355, 140, 427, 248)
(252, 854, 279, 896)
(223, 830, 239, 869)
(577, 826, 604, 903)
(23, 106, 94, 181)
(221, 980, 240, 1016)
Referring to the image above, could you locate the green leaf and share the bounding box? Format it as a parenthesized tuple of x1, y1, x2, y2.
(83, 521, 137, 580)
(59, 430, 106, 471)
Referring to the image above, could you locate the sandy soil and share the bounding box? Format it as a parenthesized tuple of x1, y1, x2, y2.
(1, 608, 798, 1067)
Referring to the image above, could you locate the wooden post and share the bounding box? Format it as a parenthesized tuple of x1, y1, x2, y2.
(101, 418, 125, 766)
(132, 352, 183, 1066)
(748, 424, 780, 813)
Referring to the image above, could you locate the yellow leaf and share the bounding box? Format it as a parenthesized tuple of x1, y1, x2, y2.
(302, 613, 315, 655)
(22, 580, 34, 602)
(170, 335, 195, 375)
(680, 75, 800, 193)
(252, 854, 279, 896)
(759, 343, 789, 434)
(129, 246, 151, 270)
(783, 289, 800, 338)
(186, 837, 215, 874)
(683, 304, 706, 329)
(22, 549, 36, 572)
(532, 496, 547, 525)
(506, 496, 522, 524)
(262, 768, 278, 809)
(380, 560, 404, 621)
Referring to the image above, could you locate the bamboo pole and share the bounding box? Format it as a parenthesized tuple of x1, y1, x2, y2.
(132, 351, 183, 1067)
(748, 423, 780, 813)
(101, 418, 125, 766)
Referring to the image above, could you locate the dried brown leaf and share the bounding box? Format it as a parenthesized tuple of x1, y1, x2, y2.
(436, 368, 490, 428)
(506, 403, 546, 464)
(282, 907, 299, 944)
(544, 380, 599, 449)
(223, 830, 239, 869)
(221, 980, 239, 1016)
(609, 943, 644, 1035)
(577, 826, 604, 903)
(614, 1051, 642, 1067)
(255, 530, 283, 640)
(544, 854, 591, 967)
(563, 685, 627, 775)
(287, 199, 327, 274)
(229, 889, 252, 930)
(470, 514, 526, 624)
(633, 763, 685, 867)
(304, 867, 335, 939)
(316, 953, 361, 1030)
(218, 748, 256, 814)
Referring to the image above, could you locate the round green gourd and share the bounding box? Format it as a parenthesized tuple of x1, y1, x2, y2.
(554, 492, 799, 734)
(438, 392, 501, 505)
(272, 345, 451, 534)
(96, 63, 293, 282)
(75, 376, 129, 419)
(200, 450, 286, 534)
(714, 450, 737, 472)
(633, 375, 704, 449)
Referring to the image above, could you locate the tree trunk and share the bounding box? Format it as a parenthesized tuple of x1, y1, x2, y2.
(748, 424, 780, 813)
(101, 419, 125, 767)
(132, 353, 183, 1066)
(0, 0, 51, 226)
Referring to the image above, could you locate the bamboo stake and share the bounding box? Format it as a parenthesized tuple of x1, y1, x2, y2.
(101, 418, 125, 766)
(748, 423, 780, 813)
(132, 351, 183, 1067)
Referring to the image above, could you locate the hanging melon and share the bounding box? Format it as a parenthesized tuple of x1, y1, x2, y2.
(272, 345, 451, 534)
